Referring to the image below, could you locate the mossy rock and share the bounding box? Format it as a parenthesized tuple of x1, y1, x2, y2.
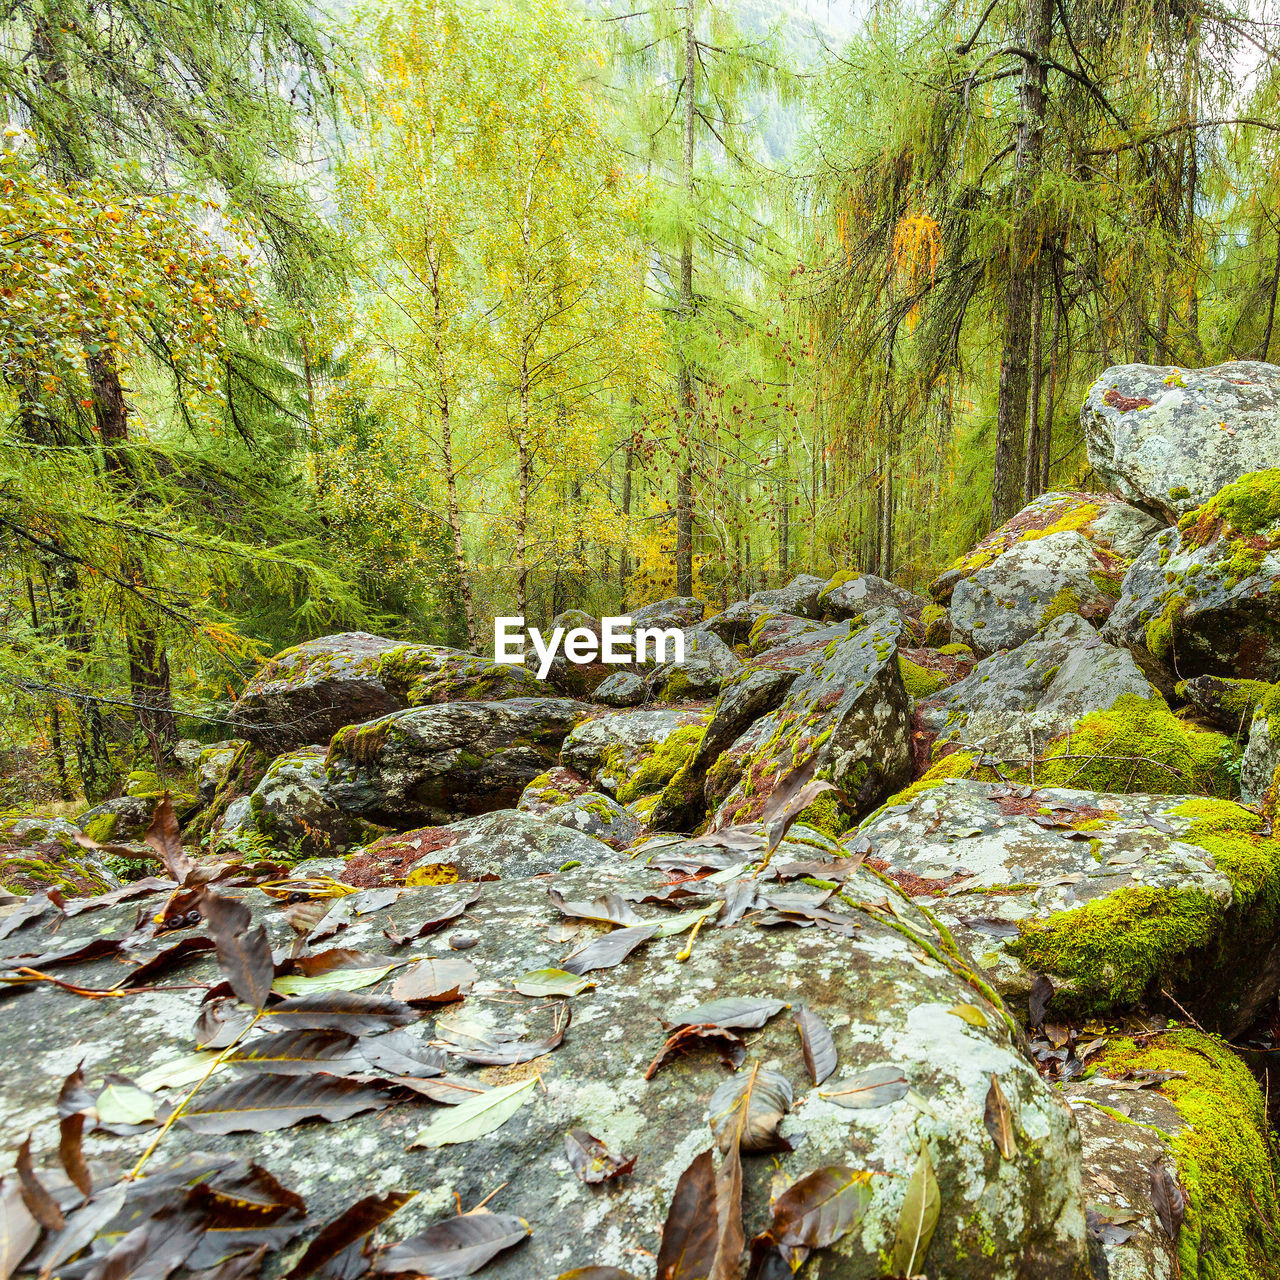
(858, 777, 1280, 1033)
(1069, 1030, 1280, 1279)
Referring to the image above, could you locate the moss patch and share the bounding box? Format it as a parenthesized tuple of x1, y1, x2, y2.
(1029, 694, 1235, 797)
(1096, 1031, 1280, 1279)
(616, 724, 706, 804)
(1011, 797, 1280, 1016)
(898, 654, 947, 701)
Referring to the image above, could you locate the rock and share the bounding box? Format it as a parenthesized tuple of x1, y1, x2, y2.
(1083, 360, 1280, 518)
(746, 612, 826, 653)
(184, 741, 272, 848)
(326, 698, 587, 826)
(210, 794, 255, 846)
(1065, 1029, 1276, 1279)
(517, 765, 593, 809)
(856, 777, 1280, 1034)
(1241, 688, 1280, 812)
(1102, 471, 1280, 681)
(929, 491, 1164, 605)
(409, 809, 621, 880)
(918, 614, 1156, 762)
(710, 614, 912, 827)
(747, 572, 829, 619)
(896, 645, 975, 703)
(76, 796, 156, 844)
(228, 632, 405, 751)
(519, 771, 642, 850)
(630, 595, 705, 629)
(645, 627, 741, 701)
(0, 815, 120, 896)
(248, 746, 370, 856)
(230, 633, 549, 752)
(0, 861, 1090, 1280)
(1178, 674, 1272, 733)
(648, 665, 797, 831)
(171, 738, 204, 770)
(196, 740, 244, 800)
(591, 671, 646, 706)
(700, 599, 768, 644)
(950, 531, 1126, 657)
(817, 570, 931, 623)
(560, 707, 711, 804)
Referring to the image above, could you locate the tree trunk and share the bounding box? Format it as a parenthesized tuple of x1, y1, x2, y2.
(1023, 256, 1044, 503)
(990, 0, 1052, 525)
(619, 427, 634, 606)
(1041, 245, 1064, 491)
(674, 3, 697, 598)
(517, 342, 531, 618)
(90, 348, 177, 755)
(1260, 225, 1280, 362)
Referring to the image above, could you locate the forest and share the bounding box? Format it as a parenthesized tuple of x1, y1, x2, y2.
(7, 3, 1280, 1278)
(3, 0, 1277, 798)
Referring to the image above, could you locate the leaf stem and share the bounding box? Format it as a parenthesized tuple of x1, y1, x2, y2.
(125, 1008, 263, 1181)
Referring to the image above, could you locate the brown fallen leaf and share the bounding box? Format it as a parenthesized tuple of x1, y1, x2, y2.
(983, 1074, 1016, 1159)
(564, 1130, 636, 1184)
(262, 991, 416, 1035)
(198, 891, 274, 1011)
(176, 1074, 390, 1135)
(389, 958, 476, 1005)
(14, 1137, 61, 1231)
(285, 1190, 416, 1280)
(56, 1066, 93, 1198)
(645, 1025, 746, 1080)
(373, 1211, 530, 1275)
(793, 1006, 837, 1085)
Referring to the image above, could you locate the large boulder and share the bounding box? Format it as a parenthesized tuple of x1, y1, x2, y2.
(1177, 674, 1272, 733)
(0, 815, 119, 896)
(950, 531, 1126, 658)
(817, 570, 930, 622)
(745, 611, 826, 653)
(1083, 360, 1280, 518)
(325, 697, 587, 826)
(918, 613, 1157, 762)
(644, 627, 741, 701)
(630, 595, 705, 630)
(518, 770, 643, 849)
(649, 665, 797, 831)
(930, 491, 1163, 605)
(710, 614, 912, 827)
(1102, 471, 1280, 681)
(248, 746, 370, 856)
(560, 707, 711, 804)
(230, 633, 548, 752)
(747, 572, 828, 619)
(701, 599, 768, 645)
(353, 809, 620, 883)
(856, 777, 1280, 1035)
(0, 860, 1091, 1280)
(1241, 686, 1280, 813)
(1065, 1031, 1278, 1280)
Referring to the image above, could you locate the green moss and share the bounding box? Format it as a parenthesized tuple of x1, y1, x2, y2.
(1096, 1031, 1280, 1279)
(1040, 586, 1082, 625)
(660, 668, 695, 702)
(938, 642, 973, 657)
(1185, 469, 1280, 546)
(747, 612, 780, 649)
(794, 790, 849, 840)
(616, 724, 706, 804)
(898, 654, 947, 700)
(877, 751, 987, 810)
(1087, 570, 1124, 597)
(1011, 798, 1280, 1016)
(327, 719, 394, 769)
(1030, 694, 1235, 797)
(919, 603, 949, 646)
(1168, 484, 1191, 500)
(1011, 885, 1219, 1010)
(817, 569, 861, 610)
(81, 813, 119, 844)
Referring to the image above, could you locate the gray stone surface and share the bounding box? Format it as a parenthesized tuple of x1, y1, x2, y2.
(409, 808, 620, 879)
(747, 572, 829, 619)
(645, 627, 741, 700)
(1103, 525, 1280, 681)
(919, 614, 1156, 761)
(950, 531, 1123, 658)
(1242, 706, 1279, 809)
(817, 571, 930, 622)
(326, 698, 587, 826)
(1083, 360, 1280, 518)
(249, 746, 367, 856)
(0, 860, 1089, 1280)
(711, 615, 911, 826)
(856, 777, 1277, 1034)
(560, 707, 711, 802)
(592, 671, 646, 707)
